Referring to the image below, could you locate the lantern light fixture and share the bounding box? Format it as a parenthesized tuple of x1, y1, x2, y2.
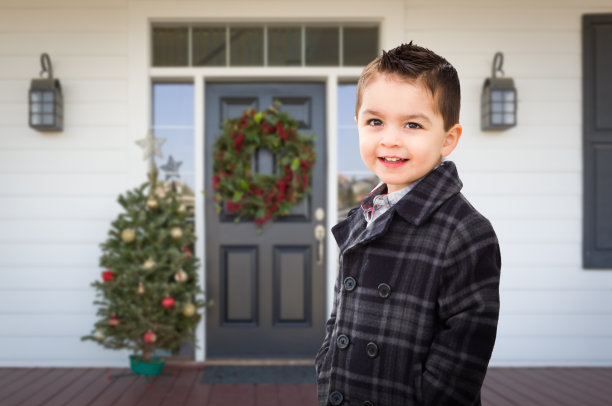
(29, 53, 63, 132)
(481, 52, 517, 131)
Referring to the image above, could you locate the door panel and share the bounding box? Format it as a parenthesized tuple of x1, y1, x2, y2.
(205, 82, 326, 357)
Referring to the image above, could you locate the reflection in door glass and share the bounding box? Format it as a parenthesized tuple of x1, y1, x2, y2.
(152, 83, 195, 218)
(337, 83, 378, 221)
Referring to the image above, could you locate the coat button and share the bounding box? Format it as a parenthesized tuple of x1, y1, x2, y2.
(363, 401, 375, 406)
(329, 391, 344, 405)
(336, 334, 350, 349)
(343, 276, 356, 292)
(377, 283, 391, 298)
(366, 341, 379, 358)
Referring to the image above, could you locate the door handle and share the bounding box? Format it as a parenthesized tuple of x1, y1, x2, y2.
(314, 224, 325, 266)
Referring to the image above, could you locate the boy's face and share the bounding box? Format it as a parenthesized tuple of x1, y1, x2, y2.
(356, 73, 462, 193)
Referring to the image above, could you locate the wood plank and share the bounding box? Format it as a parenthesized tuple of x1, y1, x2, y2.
(41, 368, 105, 406)
(1, 368, 71, 406)
(20, 368, 85, 406)
(159, 368, 202, 406)
(62, 368, 116, 406)
(277, 384, 317, 406)
(494, 368, 575, 406)
(481, 370, 522, 406)
(483, 368, 532, 406)
(0, 368, 38, 402)
(87, 369, 139, 406)
(531, 368, 611, 405)
(182, 379, 213, 406)
(206, 384, 255, 406)
(108, 371, 150, 406)
(135, 368, 181, 406)
(520, 368, 604, 405)
(0, 368, 31, 389)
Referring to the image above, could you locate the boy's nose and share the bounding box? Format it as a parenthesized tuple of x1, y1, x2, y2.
(379, 128, 402, 147)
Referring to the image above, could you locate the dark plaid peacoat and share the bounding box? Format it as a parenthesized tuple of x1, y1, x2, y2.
(315, 161, 501, 406)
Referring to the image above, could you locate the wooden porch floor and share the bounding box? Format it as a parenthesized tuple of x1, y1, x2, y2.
(1, 366, 612, 405)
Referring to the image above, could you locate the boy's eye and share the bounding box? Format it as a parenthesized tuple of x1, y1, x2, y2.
(367, 119, 383, 126)
(406, 122, 422, 129)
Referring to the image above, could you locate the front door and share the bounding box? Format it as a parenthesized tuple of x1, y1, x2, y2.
(205, 82, 326, 357)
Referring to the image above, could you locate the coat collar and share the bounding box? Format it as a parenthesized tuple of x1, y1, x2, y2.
(332, 161, 463, 252)
(394, 160, 463, 226)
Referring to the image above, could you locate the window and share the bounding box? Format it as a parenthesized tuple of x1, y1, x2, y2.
(337, 83, 378, 220)
(151, 82, 196, 218)
(152, 23, 379, 67)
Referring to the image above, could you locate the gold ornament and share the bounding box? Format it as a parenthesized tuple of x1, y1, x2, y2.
(182, 303, 196, 317)
(170, 226, 183, 240)
(94, 329, 105, 341)
(137, 282, 145, 295)
(121, 228, 135, 243)
(146, 196, 159, 210)
(174, 269, 188, 283)
(177, 203, 186, 214)
(143, 258, 156, 270)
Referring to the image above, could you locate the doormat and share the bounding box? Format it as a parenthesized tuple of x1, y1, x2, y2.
(200, 365, 316, 384)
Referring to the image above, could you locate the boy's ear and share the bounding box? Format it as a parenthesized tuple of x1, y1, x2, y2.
(354, 115, 358, 124)
(441, 124, 462, 157)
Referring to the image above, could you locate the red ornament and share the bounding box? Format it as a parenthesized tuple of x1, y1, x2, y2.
(162, 296, 175, 309)
(144, 330, 156, 344)
(102, 270, 115, 282)
(182, 246, 193, 258)
(108, 315, 120, 327)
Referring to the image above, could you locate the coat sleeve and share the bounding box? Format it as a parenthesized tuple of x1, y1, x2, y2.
(420, 214, 501, 405)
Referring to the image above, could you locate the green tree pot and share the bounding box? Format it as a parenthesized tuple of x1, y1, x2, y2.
(129, 355, 166, 376)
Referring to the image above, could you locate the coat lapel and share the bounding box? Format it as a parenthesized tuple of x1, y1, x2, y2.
(394, 161, 463, 226)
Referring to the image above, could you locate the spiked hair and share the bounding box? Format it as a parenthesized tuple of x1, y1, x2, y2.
(355, 42, 461, 131)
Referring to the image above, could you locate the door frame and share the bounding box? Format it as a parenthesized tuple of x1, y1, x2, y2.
(127, 1, 405, 362)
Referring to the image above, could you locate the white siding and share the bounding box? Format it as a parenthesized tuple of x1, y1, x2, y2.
(1, 0, 612, 367)
(0, 0, 131, 366)
(405, 0, 612, 365)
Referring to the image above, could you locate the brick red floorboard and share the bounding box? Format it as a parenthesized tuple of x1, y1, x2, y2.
(2, 367, 612, 405)
(159, 368, 202, 406)
(64, 368, 117, 406)
(3, 368, 72, 406)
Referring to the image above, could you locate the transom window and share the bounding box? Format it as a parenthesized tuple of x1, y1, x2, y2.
(152, 23, 379, 67)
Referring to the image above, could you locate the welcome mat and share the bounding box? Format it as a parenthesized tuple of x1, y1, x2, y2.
(200, 365, 316, 384)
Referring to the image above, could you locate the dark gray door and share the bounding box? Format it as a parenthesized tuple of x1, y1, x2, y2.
(205, 83, 326, 357)
(583, 14, 612, 268)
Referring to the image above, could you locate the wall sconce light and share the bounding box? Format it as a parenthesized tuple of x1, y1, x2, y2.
(481, 52, 517, 131)
(29, 53, 63, 132)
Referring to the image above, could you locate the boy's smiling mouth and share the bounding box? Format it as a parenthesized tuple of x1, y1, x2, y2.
(379, 156, 409, 168)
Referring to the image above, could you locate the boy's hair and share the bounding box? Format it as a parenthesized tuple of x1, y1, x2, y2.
(356, 41, 460, 131)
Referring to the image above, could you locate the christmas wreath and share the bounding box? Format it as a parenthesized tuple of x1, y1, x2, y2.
(212, 103, 316, 230)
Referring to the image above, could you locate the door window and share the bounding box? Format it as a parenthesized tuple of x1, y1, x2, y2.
(152, 82, 195, 217)
(337, 83, 378, 220)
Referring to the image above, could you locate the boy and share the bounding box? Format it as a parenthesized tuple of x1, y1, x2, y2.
(315, 42, 501, 406)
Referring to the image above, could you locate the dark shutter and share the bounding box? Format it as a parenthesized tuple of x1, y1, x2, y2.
(583, 14, 612, 268)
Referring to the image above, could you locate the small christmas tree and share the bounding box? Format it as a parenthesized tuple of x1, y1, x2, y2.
(82, 164, 206, 362)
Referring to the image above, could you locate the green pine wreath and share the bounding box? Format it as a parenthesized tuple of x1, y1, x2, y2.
(212, 103, 316, 229)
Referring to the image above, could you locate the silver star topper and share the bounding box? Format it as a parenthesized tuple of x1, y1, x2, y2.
(161, 155, 183, 181)
(135, 130, 166, 161)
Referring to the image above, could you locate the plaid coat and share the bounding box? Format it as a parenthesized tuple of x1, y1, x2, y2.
(315, 161, 501, 406)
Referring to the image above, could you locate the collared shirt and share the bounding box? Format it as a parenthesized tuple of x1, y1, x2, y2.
(361, 181, 419, 227)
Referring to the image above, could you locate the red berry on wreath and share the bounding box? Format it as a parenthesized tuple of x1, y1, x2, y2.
(162, 296, 175, 309)
(102, 270, 115, 282)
